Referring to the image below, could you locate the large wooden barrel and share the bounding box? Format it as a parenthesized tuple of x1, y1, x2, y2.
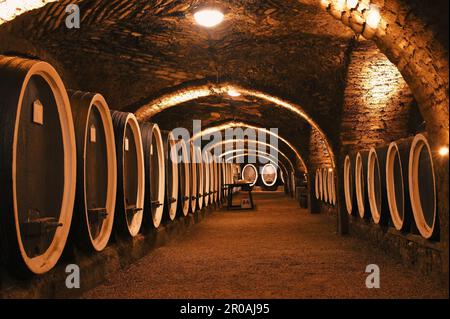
(322, 168, 329, 203)
(0, 56, 77, 275)
(242, 164, 258, 186)
(189, 141, 198, 213)
(315, 169, 321, 200)
(196, 146, 204, 210)
(355, 151, 370, 218)
(217, 158, 223, 203)
(162, 131, 178, 221)
(69, 90, 117, 252)
(213, 156, 219, 203)
(408, 134, 437, 239)
(327, 169, 336, 206)
(221, 159, 227, 200)
(176, 138, 190, 216)
(343, 154, 356, 215)
(367, 147, 389, 225)
(318, 168, 324, 201)
(386, 137, 413, 231)
(202, 151, 211, 208)
(140, 122, 165, 229)
(210, 155, 216, 204)
(262, 163, 278, 187)
(111, 111, 145, 237)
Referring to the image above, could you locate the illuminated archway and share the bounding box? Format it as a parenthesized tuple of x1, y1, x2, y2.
(190, 121, 309, 171)
(207, 139, 298, 172)
(135, 83, 335, 167)
(225, 152, 289, 181)
(218, 148, 295, 172)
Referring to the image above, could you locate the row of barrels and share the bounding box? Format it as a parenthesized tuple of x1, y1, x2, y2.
(241, 163, 281, 187)
(343, 134, 437, 239)
(0, 56, 230, 275)
(315, 168, 336, 206)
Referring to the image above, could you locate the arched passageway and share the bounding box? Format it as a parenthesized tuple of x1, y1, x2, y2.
(0, 0, 447, 300)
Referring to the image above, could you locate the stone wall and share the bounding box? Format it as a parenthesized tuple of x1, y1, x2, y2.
(338, 41, 447, 284)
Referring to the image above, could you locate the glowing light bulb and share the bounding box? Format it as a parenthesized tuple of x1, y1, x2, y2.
(328, 168, 333, 172)
(228, 89, 241, 97)
(194, 9, 224, 28)
(438, 146, 449, 157)
(366, 6, 381, 28)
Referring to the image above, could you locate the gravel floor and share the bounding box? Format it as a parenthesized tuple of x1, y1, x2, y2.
(82, 192, 448, 299)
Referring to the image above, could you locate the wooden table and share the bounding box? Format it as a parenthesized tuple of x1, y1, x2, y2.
(224, 182, 255, 210)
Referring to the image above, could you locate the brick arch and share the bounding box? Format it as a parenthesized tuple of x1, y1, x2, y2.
(320, 0, 448, 145)
(189, 121, 313, 172)
(225, 152, 290, 183)
(218, 146, 296, 172)
(135, 83, 335, 168)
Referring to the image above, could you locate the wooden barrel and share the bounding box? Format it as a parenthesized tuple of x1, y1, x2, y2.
(202, 150, 211, 208)
(176, 138, 190, 216)
(210, 155, 216, 204)
(189, 142, 198, 213)
(386, 137, 413, 231)
(327, 169, 336, 206)
(0, 56, 77, 275)
(226, 163, 233, 184)
(140, 122, 165, 229)
(221, 159, 227, 200)
(315, 169, 321, 200)
(242, 164, 258, 186)
(217, 158, 223, 203)
(318, 167, 324, 201)
(162, 131, 178, 221)
(213, 156, 219, 203)
(343, 154, 356, 215)
(367, 147, 389, 225)
(355, 151, 371, 218)
(111, 111, 145, 237)
(262, 163, 278, 187)
(69, 90, 117, 252)
(322, 168, 328, 203)
(408, 134, 437, 239)
(196, 146, 204, 210)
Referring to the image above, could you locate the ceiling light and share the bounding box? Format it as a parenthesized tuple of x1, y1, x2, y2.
(194, 9, 224, 28)
(366, 6, 381, 28)
(438, 146, 449, 157)
(228, 89, 241, 97)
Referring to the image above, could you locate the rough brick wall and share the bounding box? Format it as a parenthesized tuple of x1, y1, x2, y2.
(340, 41, 423, 151)
(308, 127, 336, 215)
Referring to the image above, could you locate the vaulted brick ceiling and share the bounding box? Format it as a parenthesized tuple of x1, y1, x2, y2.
(0, 0, 356, 168)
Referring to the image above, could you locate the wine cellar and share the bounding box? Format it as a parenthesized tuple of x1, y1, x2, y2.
(0, 0, 448, 300)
